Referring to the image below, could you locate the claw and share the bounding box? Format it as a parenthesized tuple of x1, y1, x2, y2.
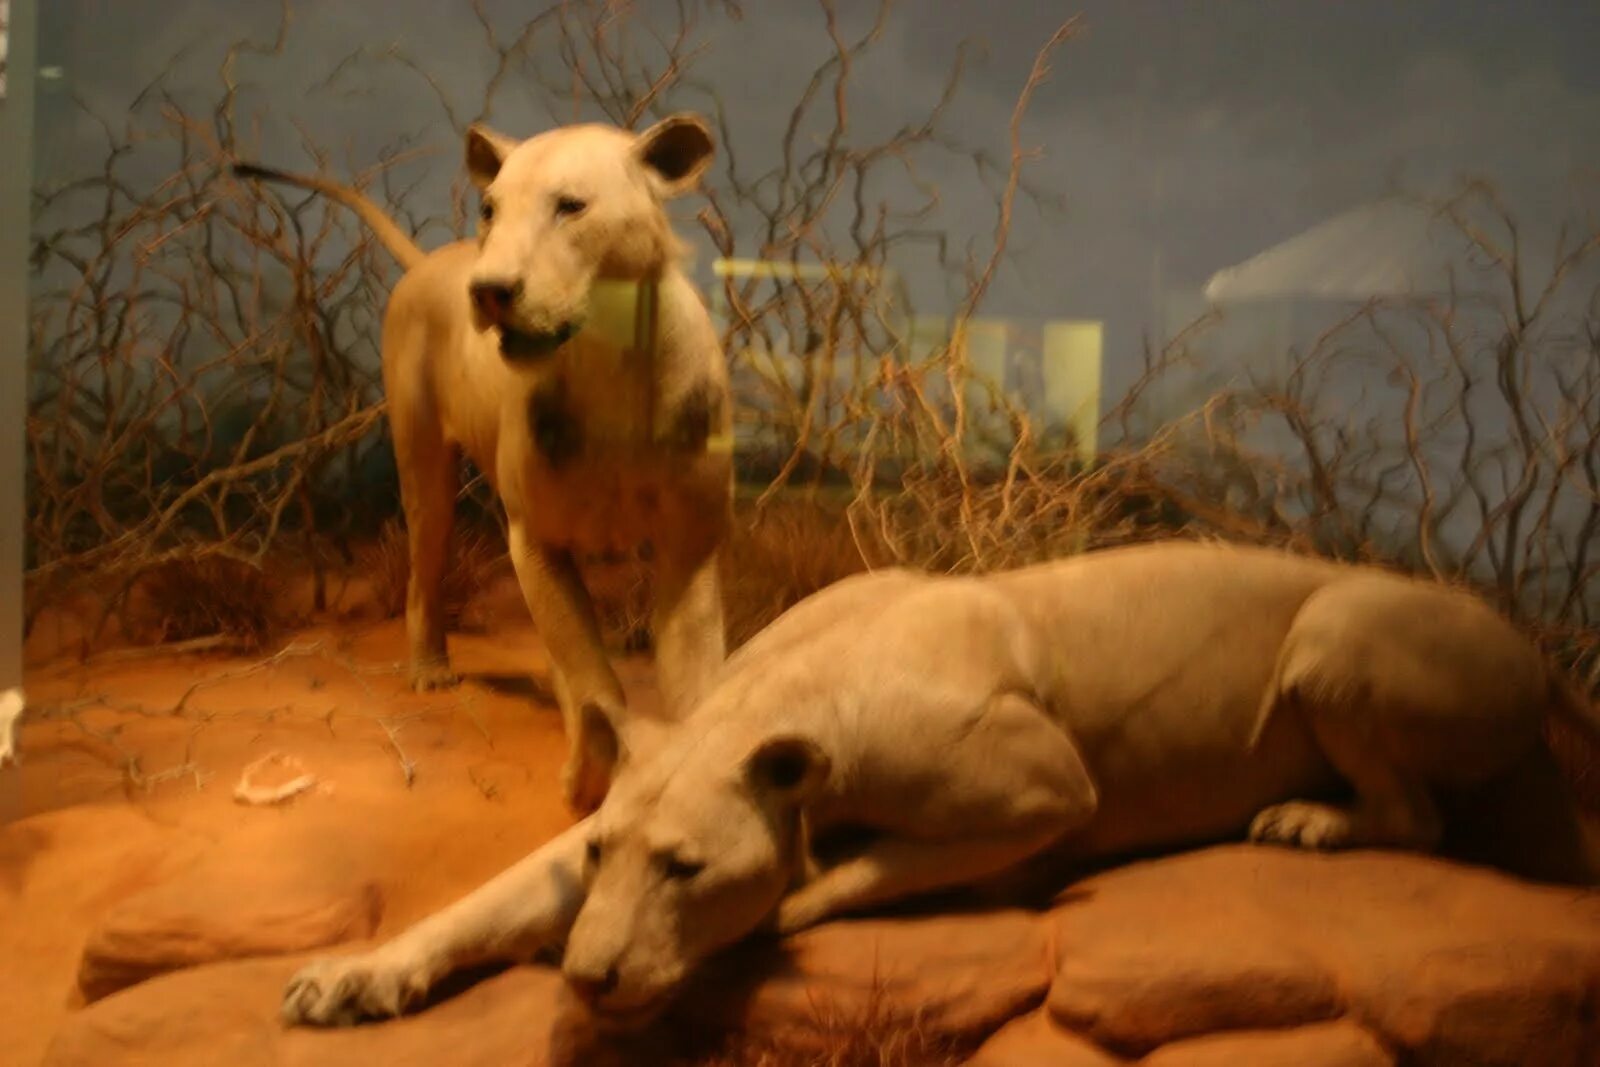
(281, 952, 427, 1028)
(410, 660, 461, 693)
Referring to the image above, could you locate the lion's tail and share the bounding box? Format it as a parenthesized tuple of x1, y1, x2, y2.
(231, 162, 427, 273)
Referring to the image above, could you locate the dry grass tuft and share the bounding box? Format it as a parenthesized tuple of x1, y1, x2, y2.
(721, 498, 875, 650)
(583, 497, 875, 656)
(687, 1020, 965, 1067)
(663, 972, 967, 1067)
(360, 519, 509, 630)
(125, 557, 283, 651)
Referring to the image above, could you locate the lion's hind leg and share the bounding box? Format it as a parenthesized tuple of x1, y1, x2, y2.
(1248, 578, 1547, 855)
(395, 424, 462, 692)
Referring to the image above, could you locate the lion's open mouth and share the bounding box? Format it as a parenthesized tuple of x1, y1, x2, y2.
(499, 321, 578, 361)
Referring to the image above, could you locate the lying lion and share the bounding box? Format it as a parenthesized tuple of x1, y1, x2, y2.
(234, 114, 734, 813)
(281, 540, 1600, 1029)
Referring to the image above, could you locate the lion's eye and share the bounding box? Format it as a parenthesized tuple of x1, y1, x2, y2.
(585, 841, 602, 867)
(555, 195, 588, 218)
(663, 856, 705, 881)
(479, 200, 495, 224)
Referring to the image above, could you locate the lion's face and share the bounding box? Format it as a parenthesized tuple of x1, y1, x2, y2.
(461, 113, 713, 362)
(559, 722, 828, 1029)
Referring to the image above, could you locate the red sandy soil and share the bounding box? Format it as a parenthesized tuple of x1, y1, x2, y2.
(2, 573, 604, 1067)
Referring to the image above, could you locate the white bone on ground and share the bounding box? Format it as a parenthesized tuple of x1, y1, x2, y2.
(233, 750, 319, 805)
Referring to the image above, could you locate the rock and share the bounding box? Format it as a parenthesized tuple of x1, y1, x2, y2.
(1049, 920, 1340, 1050)
(50, 909, 1049, 1067)
(46, 953, 572, 1067)
(47, 956, 290, 1067)
(1139, 1020, 1393, 1066)
(965, 1010, 1123, 1066)
(41, 846, 1600, 1066)
(1046, 845, 1600, 1064)
(676, 907, 1051, 1055)
(77, 874, 383, 1002)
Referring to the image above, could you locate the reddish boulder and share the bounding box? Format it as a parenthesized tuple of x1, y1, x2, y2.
(1045, 846, 1600, 1065)
(77, 874, 382, 1002)
(1139, 1020, 1393, 1066)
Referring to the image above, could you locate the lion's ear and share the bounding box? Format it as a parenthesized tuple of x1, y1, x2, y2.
(744, 735, 831, 805)
(633, 112, 714, 197)
(465, 124, 520, 189)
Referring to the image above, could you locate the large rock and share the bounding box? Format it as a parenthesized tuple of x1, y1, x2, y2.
(677, 906, 1051, 1054)
(964, 1010, 1122, 1066)
(1138, 1020, 1393, 1066)
(77, 873, 382, 1002)
(45, 953, 570, 1067)
(47, 910, 1050, 1066)
(1038, 845, 1600, 1065)
(965, 1012, 1394, 1067)
(44, 846, 1600, 1066)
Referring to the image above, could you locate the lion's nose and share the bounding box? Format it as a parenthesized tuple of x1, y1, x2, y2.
(565, 963, 620, 1005)
(469, 279, 521, 326)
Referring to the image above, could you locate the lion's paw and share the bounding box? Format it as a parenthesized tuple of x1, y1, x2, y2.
(409, 662, 461, 693)
(1248, 801, 1355, 850)
(281, 950, 431, 1027)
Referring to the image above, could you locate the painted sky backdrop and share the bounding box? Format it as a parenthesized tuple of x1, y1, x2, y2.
(31, 0, 1600, 395)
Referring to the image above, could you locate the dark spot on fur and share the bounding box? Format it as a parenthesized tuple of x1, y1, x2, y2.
(665, 381, 722, 451)
(528, 382, 583, 467)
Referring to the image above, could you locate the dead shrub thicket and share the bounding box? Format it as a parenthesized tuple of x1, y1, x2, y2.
(124, 557, 282, 652)
(22, 0, 1600, 734)
(359, 518, 509, 631)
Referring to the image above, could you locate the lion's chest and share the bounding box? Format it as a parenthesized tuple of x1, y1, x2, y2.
(501, 370, 726, 552)
(528, 461, 670, 552)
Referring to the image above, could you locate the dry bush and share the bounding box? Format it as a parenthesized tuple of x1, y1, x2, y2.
(722, 497, 875, 649)
(124, 557, 283, 651)
(360, 518, 508, 630)
(580, 497, 874, 655)
(24, 9, 398, 641)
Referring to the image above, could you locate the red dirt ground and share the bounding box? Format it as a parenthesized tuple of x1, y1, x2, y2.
(2, 573, 609, 1067)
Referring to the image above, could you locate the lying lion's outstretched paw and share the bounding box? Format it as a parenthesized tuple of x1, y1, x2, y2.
(409, 661, 461, 693)
(1248, 801, 1355, 851)
(281, 950, 431, 1027)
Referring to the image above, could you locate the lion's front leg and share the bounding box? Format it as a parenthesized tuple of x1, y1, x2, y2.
(505, 522, 628, 813)
(776, 693, 1101, 934)
(651, 539, 726, 719)
(283, 820, 590, 1027)
(773, 824, 1076, 934)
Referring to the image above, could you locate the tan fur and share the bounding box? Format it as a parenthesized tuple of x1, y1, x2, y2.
(235, 115, 734, 813)
(278, 541, 1600, 1029)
